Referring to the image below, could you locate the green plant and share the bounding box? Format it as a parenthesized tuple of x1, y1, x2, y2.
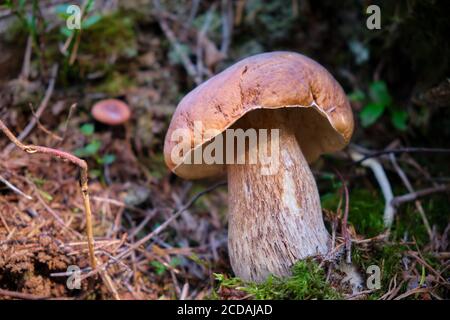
(150, 257, 182, 276)
(214, 260, 341, 300)
(4, 0, 40, 42)
(4, 0, 47, 71)
(74, 123, 116, 178)
(55, 0, 102, 39)
(351, 80, 408, 131)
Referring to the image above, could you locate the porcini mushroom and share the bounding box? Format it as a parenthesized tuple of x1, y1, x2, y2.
(164, 52, 354, 282)
(91, 99, 131, 126)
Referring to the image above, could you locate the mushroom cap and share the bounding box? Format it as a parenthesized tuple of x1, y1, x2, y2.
(91, 99, 131, 125)
(164, 51, 354, 179)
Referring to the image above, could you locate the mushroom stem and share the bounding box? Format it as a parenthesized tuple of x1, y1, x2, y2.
(227, 110, 329, 282)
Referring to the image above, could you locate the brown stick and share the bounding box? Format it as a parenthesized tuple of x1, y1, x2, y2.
(335, 170, 352, 263)
(391, 185, 449, 207)
(353, 147, 450, 165)
(0, 119, 96, 269)
(389, 154, 433, 239)
(0, 288, 49, 300)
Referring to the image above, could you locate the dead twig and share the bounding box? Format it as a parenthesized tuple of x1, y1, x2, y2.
(220, 0, 233, 56)
(58, 103, 77, 145)
(0, 174, 33, 200)
(391, 185, 449, 207)
(353, 147, 450, 165)
(20, 35, 32, 80)
(389, 153, 433, 239)
(30, 103, 63, 141)
(0, 288, 49, 300)
(335, 170, 351, 264)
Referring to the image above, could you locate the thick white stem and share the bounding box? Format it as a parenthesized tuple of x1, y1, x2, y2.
(227, 111, 329, 282)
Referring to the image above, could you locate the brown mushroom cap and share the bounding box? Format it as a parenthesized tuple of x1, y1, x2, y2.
(91, 99, 131, 125)
(164, 51, 354, 179)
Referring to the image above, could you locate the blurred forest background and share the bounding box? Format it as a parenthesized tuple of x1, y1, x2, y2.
(0, 0, 449, 300)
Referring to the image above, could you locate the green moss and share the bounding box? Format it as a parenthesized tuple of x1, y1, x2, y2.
(352, 243, 406, 299)
(59, 11, 139, 84)
(79, 12, 138, 61)
(214, 259, 341, 300)
(322, 188, 385, 237)
(392, 195, 450, 246)
(146, 152, 167, 180)
(92, 72, 135, 95)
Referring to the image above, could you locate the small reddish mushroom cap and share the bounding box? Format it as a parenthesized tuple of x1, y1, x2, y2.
(91, 99, 131, 125)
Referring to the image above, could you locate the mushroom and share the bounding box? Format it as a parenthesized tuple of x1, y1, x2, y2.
(164, 52, 354, 282)
(91, 99, 131, 126)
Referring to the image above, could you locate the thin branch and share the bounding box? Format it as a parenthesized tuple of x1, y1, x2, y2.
(196, 4, 217, 82)
(389, 153, 433, 239)
(335, 170, 351, 263)
(0, 288, 49, 300)
(353, 147, 450, 165)
(0, 174, 33, 200)
(183, 0, 200, 35)
(391, 185, 449, 207)
(0, 119, 96, 269)
(220, 0, 233, 56)
(58, 103, 77, 145)
(20, 35, 32, 80)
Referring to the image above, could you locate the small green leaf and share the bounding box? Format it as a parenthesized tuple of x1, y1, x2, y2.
(348, 90, 366, 102)
(150, 261, 167, 275)
(86, 0, 96, 12)
(60, 26, 74, 38)
(54, 4, 70, 16)
(419, 265, 426, 287)
(81, 14, 101, 29)
(74, 140, 101, 157)
(39, 190, 53, 201)
(213, 273, 225, 282)
(391, 109, 408, 131)
(170, 257, 182, 267)
(89, 169, 101, 179)
(360, 103, 386, 127)
(168, 44, 191, 65)
(98, 154, 116, 165)
(84, 140, 101, 155)
(80, 123, 95, 136)
(74, 148, 86, 158)
(369, 81, 392, 107)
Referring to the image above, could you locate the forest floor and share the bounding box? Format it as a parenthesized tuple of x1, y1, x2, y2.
(0, 1, 449, 300)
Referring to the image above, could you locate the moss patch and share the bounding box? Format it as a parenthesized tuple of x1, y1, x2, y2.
(214, 259, 341, 300)
(322, 188, 385, 237)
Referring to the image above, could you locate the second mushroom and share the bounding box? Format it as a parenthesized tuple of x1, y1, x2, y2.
(164, 52, 354, 282)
